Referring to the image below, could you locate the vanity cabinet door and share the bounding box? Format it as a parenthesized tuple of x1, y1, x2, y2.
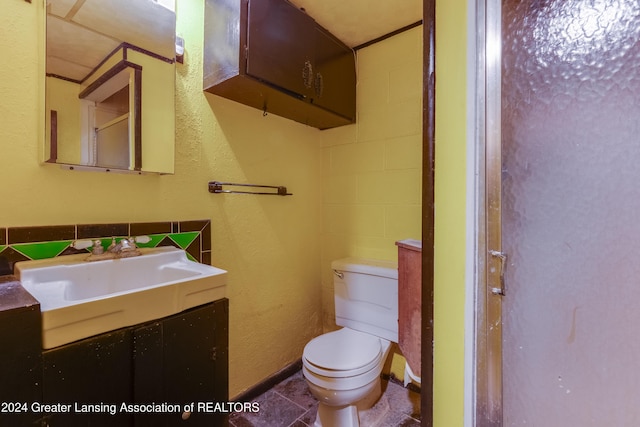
(42, 329, 134, 427)
(0, 300, 42, 427)
(133, 299, 229, 427)
(161, 299, 229, 426)
(132, 322, 166, 426)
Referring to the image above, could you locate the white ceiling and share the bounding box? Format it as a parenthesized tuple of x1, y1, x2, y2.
(288, 0, 423, 48)
(47, 0, 423, 82)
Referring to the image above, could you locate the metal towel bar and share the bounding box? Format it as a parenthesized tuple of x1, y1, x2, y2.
(208, 181, 292, 196)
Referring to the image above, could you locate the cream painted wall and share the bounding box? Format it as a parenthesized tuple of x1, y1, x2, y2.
(46, 77, 82, 163)
(1, 0, 323, 398)
(434, 0, 469, 425)
(319, 27, 423, 379)
(2, 0, 466, 415)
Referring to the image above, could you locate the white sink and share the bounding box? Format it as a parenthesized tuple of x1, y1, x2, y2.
(15, 247, 227, 349)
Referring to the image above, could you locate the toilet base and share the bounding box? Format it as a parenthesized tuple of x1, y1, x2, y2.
(314, 404, 358, 427)
(311, 377, 382, 427)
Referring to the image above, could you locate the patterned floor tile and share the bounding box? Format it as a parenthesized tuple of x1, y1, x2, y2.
(230, 370, 420, 427)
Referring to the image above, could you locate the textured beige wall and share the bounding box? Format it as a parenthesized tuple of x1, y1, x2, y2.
(1, 0, 440, 405)
(1, 0, 323, 398)
(319, 27, 423, 380)
(320, 27, 423, 322)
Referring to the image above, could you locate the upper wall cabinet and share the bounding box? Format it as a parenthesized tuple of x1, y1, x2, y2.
(44, 0, 176, 174)
(203, 0, 356, 130)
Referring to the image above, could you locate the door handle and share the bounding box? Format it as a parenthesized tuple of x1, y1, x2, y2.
(489, 250, 507, 296)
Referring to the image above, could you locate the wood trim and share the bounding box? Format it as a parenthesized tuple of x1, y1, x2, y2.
(353, 21, 423, 51)
(422, 0, 436, 425)
(45, 73, 83, 85)
(78, 60, 141, 100)
(81, 44, 129, 85)
(133, 69, 142, 171)
(81, 42, 174, 85)
(122, 42, 175, 65)
(47, 110, 58, 163)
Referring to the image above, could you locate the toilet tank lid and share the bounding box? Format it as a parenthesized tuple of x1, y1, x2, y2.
(331, 257, 398, 279)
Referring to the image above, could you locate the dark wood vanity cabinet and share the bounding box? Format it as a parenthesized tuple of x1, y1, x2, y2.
(132, 300, 229, 427)
(42, 329, 134, 426)
(204, 0, 356, 129)
(40, 299, 229, 427)
(0, 279, 43, 427)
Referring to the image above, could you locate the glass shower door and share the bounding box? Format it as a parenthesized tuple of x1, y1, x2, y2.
(500, 0, 640, 425)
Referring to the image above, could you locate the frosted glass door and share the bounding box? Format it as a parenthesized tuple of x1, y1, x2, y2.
(501, 0, 640, 425)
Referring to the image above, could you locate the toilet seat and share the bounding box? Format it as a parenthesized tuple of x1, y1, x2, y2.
(303, 328, 382, 378)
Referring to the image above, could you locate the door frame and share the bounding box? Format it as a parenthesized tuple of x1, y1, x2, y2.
(471, 0, 504, 425)
(421, 0, 435, 425)
(422, 0, 504, 425)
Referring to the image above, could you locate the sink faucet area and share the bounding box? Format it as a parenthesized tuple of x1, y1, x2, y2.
(71, 235, 152, 261)
(15, 246, 227, 349)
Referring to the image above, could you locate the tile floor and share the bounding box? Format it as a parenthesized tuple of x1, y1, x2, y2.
(229, 370, 421, 427)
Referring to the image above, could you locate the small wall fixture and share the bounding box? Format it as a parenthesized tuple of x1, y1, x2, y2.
(175, 34, 185, 63)
(208, 181, 292, 196)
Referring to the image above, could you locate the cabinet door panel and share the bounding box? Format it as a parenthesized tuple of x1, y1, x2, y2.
(246, 0, 315, 98)
(42, 329, 133, 427)
(0, 304, 42, 427)
(133, 322, 163, 402)
(133, 322, 168, 426)
(162, 303, 227, 426)
(312, 26, 356, 120)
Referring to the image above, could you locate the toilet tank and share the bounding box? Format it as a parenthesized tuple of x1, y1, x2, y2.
(332, 258, 398, 342)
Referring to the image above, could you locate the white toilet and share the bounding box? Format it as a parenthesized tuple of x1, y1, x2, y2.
(302, 257, 398, 427)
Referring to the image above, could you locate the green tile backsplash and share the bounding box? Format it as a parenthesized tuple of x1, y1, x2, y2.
(12, 241, 72, 260)
(0, 220, 211, 276)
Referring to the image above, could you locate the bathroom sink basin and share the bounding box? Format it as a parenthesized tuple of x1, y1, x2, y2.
(15, 247, 227, 349)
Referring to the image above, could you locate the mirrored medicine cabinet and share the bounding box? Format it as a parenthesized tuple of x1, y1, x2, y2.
(44, 0, 176, 174)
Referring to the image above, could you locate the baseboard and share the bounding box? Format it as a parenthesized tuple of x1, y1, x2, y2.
(384, 372, 422, 394)
(231, 359, 303, 402)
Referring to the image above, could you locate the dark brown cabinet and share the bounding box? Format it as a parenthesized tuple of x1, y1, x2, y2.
(204, 0, 356, 130)
(40, 300, 229, 427)
(0, 280, 43, 427)
(42, 329, 134, 427)
(133, 301, 229, 427)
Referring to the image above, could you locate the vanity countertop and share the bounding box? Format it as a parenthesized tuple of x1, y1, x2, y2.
(0, 275, 39, 312)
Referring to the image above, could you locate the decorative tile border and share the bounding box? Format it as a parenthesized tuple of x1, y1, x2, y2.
(0, 220, 211, 276)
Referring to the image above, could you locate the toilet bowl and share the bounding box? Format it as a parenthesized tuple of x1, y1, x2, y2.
(303, 258, 398, 427)
(303, 328, 392, 427)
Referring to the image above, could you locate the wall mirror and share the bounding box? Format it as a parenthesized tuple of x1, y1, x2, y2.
(44, 0, 176, 174)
